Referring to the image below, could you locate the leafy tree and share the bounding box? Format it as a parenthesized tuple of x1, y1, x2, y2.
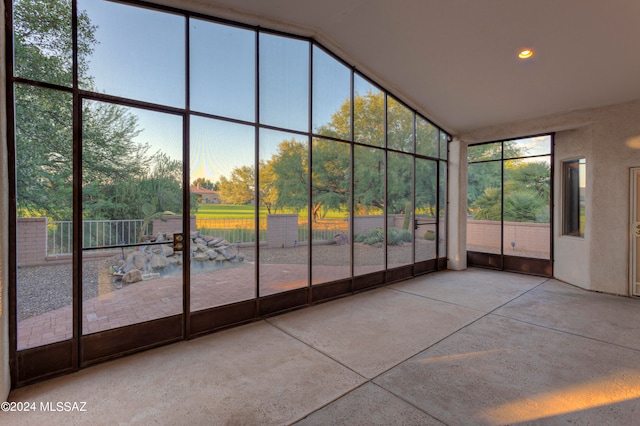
(14, 0, 186, 222)
(354, 145, 384, 214)
(317, 90, 439, 219)
(468, 161, 502, 208)
(258, 160, 279, 214)
(218, 165, 255, 205)
(416, 159, 438, 217)
(353, 90, 384, 146)
(470, 187, 502, 220)
(269, 140, 309, 212)
(14, 0, 94, 220)
(83, 151, 185, 220)
(504, 190, 546, 222)
(192, 177, 217, 190)
(311, 139, 350, 219)
(387, 153, 412, 230)
(505, 161, 550, 199)
(14, 0, 95, 85)
(467, 142, 528, 206)
(469, 160, 550, 222)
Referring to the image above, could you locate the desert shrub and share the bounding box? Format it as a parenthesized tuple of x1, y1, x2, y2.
(355, 227, 411, 246)
(363, 228, 385, 245)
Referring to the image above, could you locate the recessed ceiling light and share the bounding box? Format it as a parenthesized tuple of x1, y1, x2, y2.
(518, 49, 534, 59)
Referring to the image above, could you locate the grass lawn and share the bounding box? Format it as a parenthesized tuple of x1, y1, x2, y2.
(195, 204, 268, 219)
(194, 204, 350, 220)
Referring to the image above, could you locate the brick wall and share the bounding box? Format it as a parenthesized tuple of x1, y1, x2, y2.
(267, 214, 299, 248)
(17, 217, 48, 266)
(17, 215, 199, 267)
(467, 219, 550, 257)
(353, 215, 394, 235)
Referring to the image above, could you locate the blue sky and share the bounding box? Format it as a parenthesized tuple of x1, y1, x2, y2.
(80, 0, 350, 183)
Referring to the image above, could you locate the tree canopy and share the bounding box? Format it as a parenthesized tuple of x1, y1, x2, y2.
(15, 0, 186, 221)
(212, 90, 442, 221)
(468, 160, 551, 223)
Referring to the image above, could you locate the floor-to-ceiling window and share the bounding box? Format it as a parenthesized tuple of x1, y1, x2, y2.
(8, 0, 449, 386)
(467, 135, 553, 275)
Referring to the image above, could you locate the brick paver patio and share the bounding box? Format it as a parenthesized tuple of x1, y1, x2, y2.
(17, 261, 382, 349)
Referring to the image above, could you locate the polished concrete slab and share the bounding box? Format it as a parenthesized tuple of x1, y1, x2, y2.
(269, 287, 484, 378)
(494, 279, 640, 350)
(5, 268, 640, 425)
(391, 268, 548, 312)
(294, 382, 444, 425)
(375, 314, 640, 425)
(5, 321, 364, 425)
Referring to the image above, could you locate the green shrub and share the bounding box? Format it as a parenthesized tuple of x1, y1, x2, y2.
(353, 233, 367, 243)
(363, 228, 385, 245)
(354, 227, 411, 246)
(388, 227, 412, 246)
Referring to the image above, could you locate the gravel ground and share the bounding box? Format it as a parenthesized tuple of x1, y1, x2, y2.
(17, 241, 435, 321)
(17, 261, 101, 321)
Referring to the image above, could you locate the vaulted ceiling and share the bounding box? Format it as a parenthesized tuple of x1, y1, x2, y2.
(169, 0, 640, 135)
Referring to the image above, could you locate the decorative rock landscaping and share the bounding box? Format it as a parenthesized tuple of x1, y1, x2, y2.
(111, 232, 246, 284)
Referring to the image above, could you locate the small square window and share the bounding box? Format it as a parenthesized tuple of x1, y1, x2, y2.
(562, 158, 586, 237)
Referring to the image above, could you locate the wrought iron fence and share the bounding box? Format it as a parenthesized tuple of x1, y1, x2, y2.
(298, 218, 349, 242)
(196, 218, 265, 243)
(47, 217, 351, 255)
(47, 219, 151, 255)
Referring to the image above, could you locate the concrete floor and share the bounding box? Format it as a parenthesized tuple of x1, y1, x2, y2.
(4, 268, 640, 425)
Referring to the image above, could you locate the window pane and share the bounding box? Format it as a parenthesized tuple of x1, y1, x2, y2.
(415, 158, 437, 263)
(563, 158, 586, 237)
(81, 100, 184, 334)
(259, 129, 309, 295)
(190, 116, 256, 310)
(439, 131, 448, 160)
(387, 152, 413, 268)
(79, 0, 185, 107)
(439, 161, 447, 258)
(15, 84, 73, 349)
(14, 0, 73, 86)
(387, 96, 414, 152)
(190, 19, 255, 122)
(468, 142, 502, 162)
(311, 138, 351, 284)
(416, 116, 438, 158)
(354, 145, 385, 275)
(354, 73, 384, 147)
(504, 135, 552, 159)
(467, 161, 502, 254)
(503, 157, 551, 259)
(259, 34, 309, 132)
(312, 46, 351, 139)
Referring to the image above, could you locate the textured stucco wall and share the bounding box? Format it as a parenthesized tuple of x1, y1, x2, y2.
(447, 139, 466, 270)
(553, 126, 592, 290)
(584, 101, 640, 295)
(460, 99, 640, 295)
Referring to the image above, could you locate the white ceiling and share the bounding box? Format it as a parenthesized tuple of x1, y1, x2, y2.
(175, 0, 640, 135)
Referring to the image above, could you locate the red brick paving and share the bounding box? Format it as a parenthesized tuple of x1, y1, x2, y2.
(17, 262, 382, 350)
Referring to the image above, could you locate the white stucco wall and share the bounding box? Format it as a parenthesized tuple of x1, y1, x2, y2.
(460, 99, 640, 296)
(447, 139, 467, 270)
(553, 126, 592, 290)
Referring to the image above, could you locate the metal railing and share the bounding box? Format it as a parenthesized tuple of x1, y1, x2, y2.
(196, 218, 265, 244)
(47, 217, 351, 255)
(47, 219, 151, 255)
(298, 218, 349, 243)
